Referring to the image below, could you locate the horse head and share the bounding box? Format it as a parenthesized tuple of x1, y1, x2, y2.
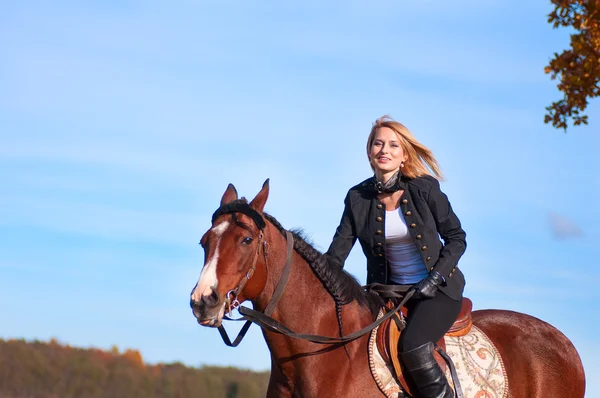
(190, 180, 270, 327)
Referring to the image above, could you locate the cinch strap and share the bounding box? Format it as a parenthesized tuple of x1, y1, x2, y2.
(212, 201, 266, 230)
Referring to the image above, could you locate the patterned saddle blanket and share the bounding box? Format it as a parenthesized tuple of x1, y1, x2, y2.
(369, 302, 508, 398)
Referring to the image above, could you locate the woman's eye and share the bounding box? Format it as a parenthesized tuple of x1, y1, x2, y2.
(242, 237, 253, 245)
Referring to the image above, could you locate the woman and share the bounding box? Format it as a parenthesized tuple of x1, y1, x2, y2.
(325, 115, 466, 398)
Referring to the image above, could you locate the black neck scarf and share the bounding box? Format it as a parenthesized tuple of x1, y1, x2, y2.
(373, 170, 403, 194)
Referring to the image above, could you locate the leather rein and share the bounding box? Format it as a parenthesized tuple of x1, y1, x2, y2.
(212, 202, 414, 347)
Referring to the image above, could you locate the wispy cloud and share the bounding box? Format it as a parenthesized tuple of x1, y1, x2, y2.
(547, 211, 584, 240)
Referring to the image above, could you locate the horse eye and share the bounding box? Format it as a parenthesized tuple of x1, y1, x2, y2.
(241, 237, 253, 245)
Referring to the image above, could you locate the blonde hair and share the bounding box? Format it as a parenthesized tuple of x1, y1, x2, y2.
(366, 115, 444, 180)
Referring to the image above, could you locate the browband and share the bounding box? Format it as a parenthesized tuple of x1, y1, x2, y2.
(212, 201, 266, 230)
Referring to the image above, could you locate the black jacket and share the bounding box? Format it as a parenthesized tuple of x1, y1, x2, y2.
(325, 174, 466, 300)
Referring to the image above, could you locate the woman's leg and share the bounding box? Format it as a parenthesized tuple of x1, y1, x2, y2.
(399, 292, 462, 351)
(398, 293, 462, 398)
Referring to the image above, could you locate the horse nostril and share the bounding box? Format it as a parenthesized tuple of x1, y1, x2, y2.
(200, 286, 219, 307)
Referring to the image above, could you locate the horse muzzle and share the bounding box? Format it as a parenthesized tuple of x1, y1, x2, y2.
(190, 297, 226, 327)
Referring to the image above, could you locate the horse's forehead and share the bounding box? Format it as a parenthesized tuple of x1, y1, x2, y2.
(211, 220, 230, 236)
(202, 218, 231, 247)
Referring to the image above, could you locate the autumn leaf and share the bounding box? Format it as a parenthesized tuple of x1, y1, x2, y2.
(545, 0, 600, 131)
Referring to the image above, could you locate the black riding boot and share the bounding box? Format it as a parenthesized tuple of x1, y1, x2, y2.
(399, 342, 453, 398)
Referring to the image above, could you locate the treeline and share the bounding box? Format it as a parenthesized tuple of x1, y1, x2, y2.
(0, 338, 269, 398)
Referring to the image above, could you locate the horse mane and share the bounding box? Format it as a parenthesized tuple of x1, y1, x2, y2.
(262, 212, 383, 320)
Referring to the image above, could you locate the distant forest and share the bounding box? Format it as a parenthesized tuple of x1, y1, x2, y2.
(0, 338, 269, 398)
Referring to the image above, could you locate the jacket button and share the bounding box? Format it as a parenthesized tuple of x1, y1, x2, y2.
(405, 211, 412, 216)
(377, 204, 383, 209)
(402, 199, 408, 204)
(410, 223, 417, 228)
(376, 216, 383, 222)
(426, 256, 431, 261)
(421, 246, 428, 251)
(377, 242, 383, 247)
(416, 234, 422, 239)
(376, 230, 383, 235)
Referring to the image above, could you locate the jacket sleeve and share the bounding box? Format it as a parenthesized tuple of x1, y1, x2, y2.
(324, 192, 357, 268)
(427, 179, 467, 278)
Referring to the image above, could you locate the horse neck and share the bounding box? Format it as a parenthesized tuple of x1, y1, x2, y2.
(251, 224, 374, 353)
(251, 224, 321, 314)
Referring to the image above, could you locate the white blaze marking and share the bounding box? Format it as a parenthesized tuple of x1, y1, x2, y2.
(191, 221, 229, 302)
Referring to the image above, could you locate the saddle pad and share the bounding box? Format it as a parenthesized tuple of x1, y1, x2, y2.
(368, 311, 508, 398)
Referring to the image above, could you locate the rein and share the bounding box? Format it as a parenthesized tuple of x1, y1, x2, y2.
(211, 201, 415, 347)
(219, 226, 414, 346)
(233, 288, 414, 345)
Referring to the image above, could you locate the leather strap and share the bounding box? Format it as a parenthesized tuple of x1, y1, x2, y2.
(218, 231, 295, 347)
(264, 231, 294, 316)
(227, 288, 415, 345)
(435, 344, 464, 398)
(212, 201, 266, 230)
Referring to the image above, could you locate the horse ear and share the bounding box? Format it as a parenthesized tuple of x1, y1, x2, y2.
(249, 179, 270, 212)
(220, 183, 238, 206)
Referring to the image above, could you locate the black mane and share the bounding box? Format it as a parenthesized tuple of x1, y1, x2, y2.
(263, 213, 383, 319)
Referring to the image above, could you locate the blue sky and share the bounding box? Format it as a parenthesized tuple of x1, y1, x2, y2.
(1, 0, 599, 396)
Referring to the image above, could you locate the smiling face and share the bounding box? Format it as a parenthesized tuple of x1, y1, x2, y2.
(368, 127, 408, 181)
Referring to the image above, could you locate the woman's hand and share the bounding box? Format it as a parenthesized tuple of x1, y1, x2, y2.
(413, 271, 445, 299)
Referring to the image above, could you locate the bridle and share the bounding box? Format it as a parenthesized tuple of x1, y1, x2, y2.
(208, 201, 295, 346)
(210, 200, 268, 317)
(207, 201, 415, 348)
(223, 230, 264, 317)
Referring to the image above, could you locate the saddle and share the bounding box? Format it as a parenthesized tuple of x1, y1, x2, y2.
(376, 297, 473, 396)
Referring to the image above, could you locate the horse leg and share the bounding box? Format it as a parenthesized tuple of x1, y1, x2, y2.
(472, 310, 585, 398)
(266, 361, 293, 398)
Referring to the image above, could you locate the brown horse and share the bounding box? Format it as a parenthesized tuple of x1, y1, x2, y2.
(190, 180, 586, 398)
